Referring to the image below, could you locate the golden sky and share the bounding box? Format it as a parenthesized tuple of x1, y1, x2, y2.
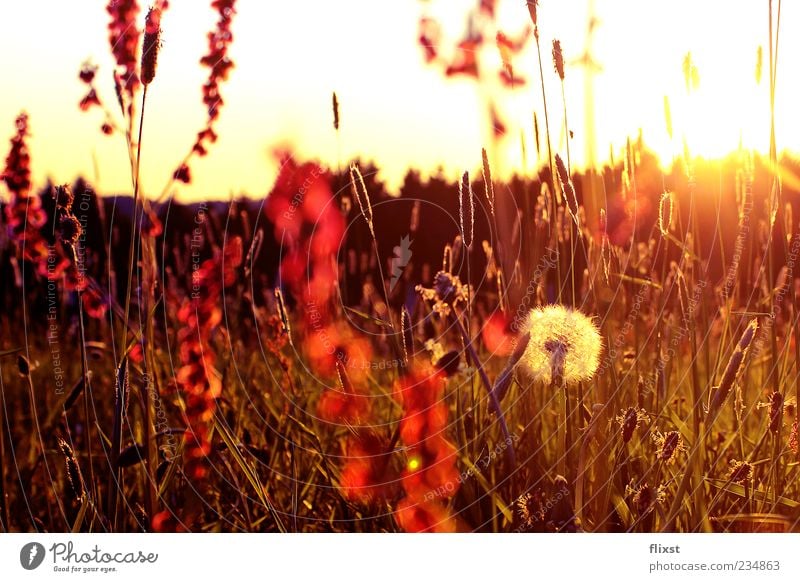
(1, 0, 799, 201)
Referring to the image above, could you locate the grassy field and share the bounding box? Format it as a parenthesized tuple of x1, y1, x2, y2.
(0, 0, 799, 533)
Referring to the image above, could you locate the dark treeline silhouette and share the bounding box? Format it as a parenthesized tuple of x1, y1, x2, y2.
(3, 144, 799, 325)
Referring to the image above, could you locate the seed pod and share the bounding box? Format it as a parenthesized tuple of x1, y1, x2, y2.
(458, 171, 474, 249)
(59, 215, 82, 245)
(658, 191, 674, 236)
(332, 92, 340, 131)
(526, 1, 538, 27)
(555, 154, 578, 223)
(141, 8, 162, 86)
(481, 148, 495, 217)
(274, 287, 292, 346)
(58, 438, 84, 501)
(552, 40, 564, 80)
(349, 164, 374, 237)
(708, 319, 758, 423)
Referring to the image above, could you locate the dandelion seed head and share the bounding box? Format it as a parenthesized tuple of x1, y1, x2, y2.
(519, 306, 602, 384)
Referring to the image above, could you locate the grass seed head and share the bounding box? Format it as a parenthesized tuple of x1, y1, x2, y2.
(141, 7, 163, 86)
(552, 39, 564, 80)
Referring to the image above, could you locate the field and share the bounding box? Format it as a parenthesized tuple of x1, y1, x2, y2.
(0, 0, 799, 533)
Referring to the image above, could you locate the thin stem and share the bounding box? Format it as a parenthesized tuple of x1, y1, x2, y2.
(120, 86, 148, 360)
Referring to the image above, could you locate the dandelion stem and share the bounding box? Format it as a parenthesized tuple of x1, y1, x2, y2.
(451, 314, 515, 466)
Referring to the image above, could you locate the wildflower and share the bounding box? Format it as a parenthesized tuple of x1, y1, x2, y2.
(423, 339, 445, 365)
(339, 429, 395, 505)
(173, 163, 191, 183)
(174, 0, 236, 183)
(417, 17, 441, 63)
(617, 407, 647, 444)
(317, 383, 371, 425)
(79, 89, 102, 112)
(2, 113, 49, 267)
(789, 421, 798, 455)
(652, 430, 685, 464)
(445, 36, 480, 79)
(81, 284, 109, 319)
(416, 271, 469, 317)
(627, 482, 665, 515)
(106, 0, 141, 97)
(175, 236, 242, 481)
(393, 364, 459, 532)
(79, 62, 98, 84)
(728, 460, 753, 484)
(479, 0, 497, 17)
(519, 306, 602, 384)
(395, 497, 455, 533)
(490, 104, 507, 139)
(768, 391, 783, 434)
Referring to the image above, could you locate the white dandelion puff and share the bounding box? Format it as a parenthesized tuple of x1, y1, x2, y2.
(519, 306, 602, 384)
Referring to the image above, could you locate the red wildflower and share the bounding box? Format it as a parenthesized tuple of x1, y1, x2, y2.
(338, 430, 395, 504)
(479, 0, 497, 18)
(481, 312, 514, 356)
(395, 497, 456, 533)
(79, 62, 98, 84)
(445, 38, 480, 78)
(174, 235, 242, 481)
(173, 163, 191, 183)
(151, 510, 187, 533)
(2, 113, 48, 266)
(106, 0, 141, 97)
(418, 17, 441, 63)
(490, 105, 507, 139)
(318, 385, 371, 424)
(393, 363, 459, 531)
(499, 68, 526, 87)
(198, 3, 236, 143)
(79, 89, 102, 112)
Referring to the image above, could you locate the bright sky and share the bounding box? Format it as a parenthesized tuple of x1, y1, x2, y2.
(1, 0, 798, 201)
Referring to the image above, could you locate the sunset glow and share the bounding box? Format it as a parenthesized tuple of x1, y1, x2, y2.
(1, 1, 798, 200)
(4, 0, 800, 542)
